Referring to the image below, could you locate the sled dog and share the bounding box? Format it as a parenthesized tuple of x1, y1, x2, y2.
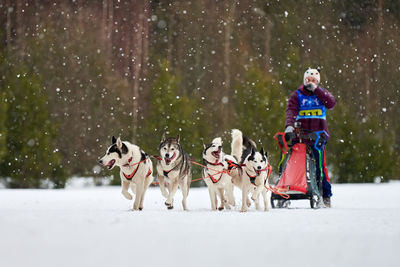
(157, 133, 192, 210)
(202, 137, 237, 210)
(99, 136, 154, 210)
(231, 129, 270, 212)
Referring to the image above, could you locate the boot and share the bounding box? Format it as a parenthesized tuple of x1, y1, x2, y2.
(323, 197, 331, 208)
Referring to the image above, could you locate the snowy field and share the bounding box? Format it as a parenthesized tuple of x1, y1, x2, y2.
(1, 182, 400, 267)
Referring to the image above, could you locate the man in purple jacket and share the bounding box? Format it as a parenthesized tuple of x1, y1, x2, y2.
(284, 68, 337, 207)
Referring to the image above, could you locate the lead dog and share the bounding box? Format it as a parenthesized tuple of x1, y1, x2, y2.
(99, 136, 154, 210)
(202, 137, 236, 210)
(242, 147, 270, 211)
(231, 129, 270, 212)
(157, 133, 192, 210)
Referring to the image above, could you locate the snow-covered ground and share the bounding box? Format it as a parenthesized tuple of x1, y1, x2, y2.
(1, 182, 399, 267)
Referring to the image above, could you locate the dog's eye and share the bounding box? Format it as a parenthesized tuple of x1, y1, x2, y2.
(171, 148, 175, 151)
(163, 147, 167, 150)
(107, 152, 110, 155)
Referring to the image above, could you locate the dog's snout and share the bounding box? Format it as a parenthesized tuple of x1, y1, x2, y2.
(257, 166, 262, 170)
(165, 153, 170, 158)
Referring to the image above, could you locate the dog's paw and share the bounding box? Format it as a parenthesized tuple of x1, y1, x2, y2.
(246, 200, 252, 207)
(165, 201, 174, 210)
(139, 207, 143, 211)
(240, 208, 247, 212)
(218, 206, 224, 211)
(122, 191, 133, 200)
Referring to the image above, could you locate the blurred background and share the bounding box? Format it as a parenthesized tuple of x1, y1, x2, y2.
(0, 0, 399, 188)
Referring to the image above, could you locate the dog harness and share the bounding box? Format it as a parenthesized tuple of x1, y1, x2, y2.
(245, 164, 272, 185)
(123, 159, 152, 180)
(163, 170, 171, 178)
(206, 172, 224, 184)
(296, 89, 327, 120)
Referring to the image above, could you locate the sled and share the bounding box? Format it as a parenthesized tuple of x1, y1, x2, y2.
(271, 129, 329, 209)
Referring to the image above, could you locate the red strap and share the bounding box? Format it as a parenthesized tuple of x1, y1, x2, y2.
(146, 168, 152, 177)
(123, 163, 140, 180)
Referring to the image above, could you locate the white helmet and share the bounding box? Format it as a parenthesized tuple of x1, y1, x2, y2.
(303, 67, 321, 85)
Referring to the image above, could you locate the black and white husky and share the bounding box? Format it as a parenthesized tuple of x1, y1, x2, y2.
(99, 136, 154, 210)
(231, 129, 270, 212)
(202, 137, 236, 210)
(157, 133, 192, 210)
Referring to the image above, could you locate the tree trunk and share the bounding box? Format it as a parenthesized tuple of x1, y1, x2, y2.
(15, 0, 24, 56)
(264, 16, 271, 71)
(5, 0, 12, 52)
(130, 2, 144, 142)
(223, 2, 236, 92)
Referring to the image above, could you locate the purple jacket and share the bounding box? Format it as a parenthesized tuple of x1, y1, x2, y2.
(285, 85, 337, 141)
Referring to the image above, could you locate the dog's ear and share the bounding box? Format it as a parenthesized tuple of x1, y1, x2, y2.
(112, 136, 117, 144)
(249, 147, 255, 160)
(161, 132, 166, 142)
(203, 143, 206, 149)
(260, 147, 264, 157)
(176, 134, 180, 143)
(116, 137, 122, 149)
(317, 67, 321, 73)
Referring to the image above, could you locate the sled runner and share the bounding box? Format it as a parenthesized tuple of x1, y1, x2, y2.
(271, 127, 329, 209)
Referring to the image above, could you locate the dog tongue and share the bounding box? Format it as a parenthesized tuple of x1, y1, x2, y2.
(165, 153, 176, 165)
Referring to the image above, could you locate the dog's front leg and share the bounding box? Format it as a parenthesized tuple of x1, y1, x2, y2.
(227, 182, 235, 207)
(121, 179, 132, 200)
(165, 180, 179, 209)
(252, 187, 261, 211)
(133, 180, 144, 211)
(241, 185, 250, 212)
(262, 189, 270, 211)
(208, 186, 217, 210)
(158, 174, 168, 198)
(217, 188, 228, 210)
(180, 176, 189, 211)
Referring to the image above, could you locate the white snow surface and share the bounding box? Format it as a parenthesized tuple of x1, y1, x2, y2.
(1, 182, 400, 267)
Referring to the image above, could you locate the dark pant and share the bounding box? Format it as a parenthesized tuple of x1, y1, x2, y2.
(310, 146, 332, 198)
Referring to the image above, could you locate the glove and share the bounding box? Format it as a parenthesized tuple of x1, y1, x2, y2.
(285, 126, 294, 133)
(304, 82, 317, 92)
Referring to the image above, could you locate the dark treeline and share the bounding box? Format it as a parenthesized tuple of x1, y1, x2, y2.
(0, 0, 399, 188)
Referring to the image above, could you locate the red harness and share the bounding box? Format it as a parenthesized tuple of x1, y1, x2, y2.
(246, 164, 272, 185)
(122, 157, 152, 180)
(207, 172, 224, 183)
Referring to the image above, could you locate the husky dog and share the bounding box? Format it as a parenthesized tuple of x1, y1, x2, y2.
(242, 147, 270, 211)
(202, 137, 236, 210)
(99, 136, 154, 210)
(231, 129, 270, 212)
(157, 133, 192, 210)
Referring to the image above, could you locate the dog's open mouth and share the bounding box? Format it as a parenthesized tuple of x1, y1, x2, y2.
(255, 168, 262, 176)
(164, 153, 176, 165)
(106, 159, 116, 170)
(211, 148, 221, 159)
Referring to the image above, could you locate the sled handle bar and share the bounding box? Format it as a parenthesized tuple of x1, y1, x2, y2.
(313, 130, 329, 151)
(273, 132, 290, 155)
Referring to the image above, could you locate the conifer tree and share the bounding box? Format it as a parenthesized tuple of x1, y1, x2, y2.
(1, 65, 65, 188)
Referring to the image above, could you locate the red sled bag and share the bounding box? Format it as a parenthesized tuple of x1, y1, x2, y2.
(276, 143, 308, 194)
(271, 131, 324, 209)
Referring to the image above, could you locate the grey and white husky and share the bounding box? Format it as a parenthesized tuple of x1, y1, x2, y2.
(99, 136, 154, 210)
(157, 133, 192, 210)
(202, 137, 237, 210)
(231, 129, 270, 212)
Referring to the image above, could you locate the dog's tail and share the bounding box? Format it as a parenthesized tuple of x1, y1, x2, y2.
(231, 129, 243, 161)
